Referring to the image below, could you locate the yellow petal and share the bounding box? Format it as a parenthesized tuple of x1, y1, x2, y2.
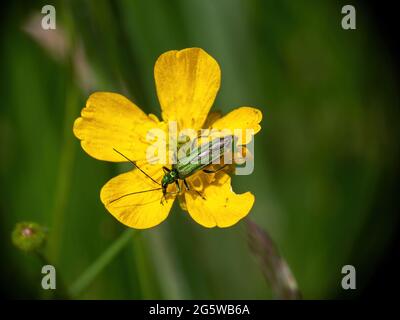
(100, 164, 175, 229)
(203, 111, 222, 128)
(210, 107, 262, 145)
(154, 48, 221, 130)
(184, 173, 255, 228)
(73, 92, 163, 162)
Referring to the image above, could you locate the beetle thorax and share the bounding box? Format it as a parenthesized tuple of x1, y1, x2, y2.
(161, 169, 178, 188)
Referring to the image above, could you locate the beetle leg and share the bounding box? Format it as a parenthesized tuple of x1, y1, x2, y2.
(183, 179, 190, 190)
(184, 179, 206, 200)
(163, 181, 181, 197)
(203, 164, 228, 174)
(163, 166, 171, 173)
(175, 180, 181, 194)
(160, 180, 182, 205)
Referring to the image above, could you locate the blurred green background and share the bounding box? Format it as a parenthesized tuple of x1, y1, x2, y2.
(1, 0, 399, 299)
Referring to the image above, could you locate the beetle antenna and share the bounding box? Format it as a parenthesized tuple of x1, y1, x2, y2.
(113, 148, 161, 186)
(109, 188, 163, 204)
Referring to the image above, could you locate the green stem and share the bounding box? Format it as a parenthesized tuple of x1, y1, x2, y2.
(69, 229, 137, 297)
(48, 4, 82, 262)
(48, 89, 78, 263)
(132, 236, 157, 299)
(148, 228, 191, 299)
(48, 63, 80, 264)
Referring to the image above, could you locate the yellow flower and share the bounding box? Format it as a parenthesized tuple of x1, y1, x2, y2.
(73, 48, 262, 229)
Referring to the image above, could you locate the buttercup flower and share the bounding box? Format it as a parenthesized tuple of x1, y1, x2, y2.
(73, 48, 262, 229)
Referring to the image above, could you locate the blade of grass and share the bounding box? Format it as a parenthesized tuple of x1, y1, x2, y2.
(69, 228, 137, 297)
(23, 10, 81, 264)
(48, 85, 79, 264)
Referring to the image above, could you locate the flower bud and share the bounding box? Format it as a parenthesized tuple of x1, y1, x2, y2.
(12, 222, 47, 252)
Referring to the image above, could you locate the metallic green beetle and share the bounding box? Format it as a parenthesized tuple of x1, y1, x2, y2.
(111, 135, 234, 203)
